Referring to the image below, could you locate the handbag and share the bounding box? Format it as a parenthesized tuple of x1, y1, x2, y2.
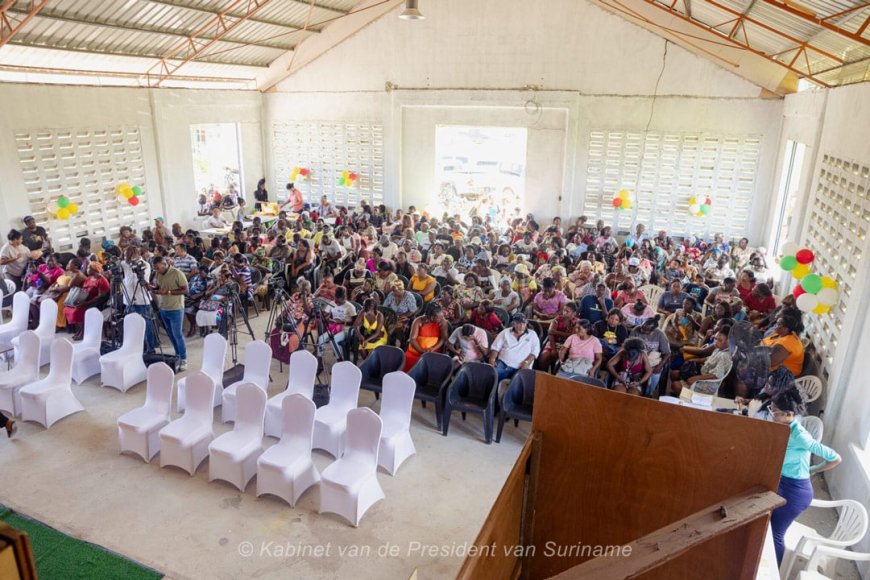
(559, 358, 593, 377)
(65, 286, 86, 307)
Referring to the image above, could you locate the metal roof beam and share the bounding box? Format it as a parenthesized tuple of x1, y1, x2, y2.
(144, 0, 277, 87)
(820, 2, 870, 22)
(8, 7, 296, 52)
(148, 0, 333, 30)
(1, 0, 48, 48)
(757, 0, 870, 45)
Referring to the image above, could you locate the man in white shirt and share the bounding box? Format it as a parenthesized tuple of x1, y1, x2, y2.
(205, 207, 229, 229)
(320, 287, 357, 356)
(318, 230, 344, 272)
(378, 235, 399, 261)
(489, 313, 541, 382)
(121, 246, 157, 351)
(447, 324, 489, 364)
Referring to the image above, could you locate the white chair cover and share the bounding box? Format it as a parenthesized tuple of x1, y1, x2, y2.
(209, 383, 266, 491)
(159, 371, 215, 475)
(377, 371, 417, 475)
(312, 361, 361, 457)
(319, 407, 384, 526)
(12, 298, 57, 366)
(257, 394, 320, 507)
(264, 349, 318, 437)
(100, 313, 148, 392)
(0, 330, 41, 416)
(221, 340, 271, 423)
(0, 293, 30, 348)
(118, 362, 174, 462)
(177, 333, 227, 412)
(19, 339, 84, 428)
(71, 308, 104, 384)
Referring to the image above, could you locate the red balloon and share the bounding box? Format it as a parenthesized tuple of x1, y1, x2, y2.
(704, 197, 712, 206)
(795, 249, 814, 264)
(349, 172, 358, 181)
(793, 285, 806, 298)
(129, 196, 140, 206)
(299, 168, 309, 177)
(612, 198, 622, 207)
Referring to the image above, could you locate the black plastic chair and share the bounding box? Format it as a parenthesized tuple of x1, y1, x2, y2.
(493, 307, 511, 328)
(442, 362, 499, 444)
(359, 345, 405, 400)
(408, 352, 455, 431)
(496, 369, 536, 443)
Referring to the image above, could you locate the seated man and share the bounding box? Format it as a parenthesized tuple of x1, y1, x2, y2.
(488, 313, 541, 382)
(205, 207, 230, 229)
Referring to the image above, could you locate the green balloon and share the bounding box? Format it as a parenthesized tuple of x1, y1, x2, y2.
(338, 178, 346, 186)
(699, 204, 710, 214)
(779, 256, 798, 271)
(801, 274, 823, 294)
(131, 185, 142, 197)
(57, 196, 70, 209)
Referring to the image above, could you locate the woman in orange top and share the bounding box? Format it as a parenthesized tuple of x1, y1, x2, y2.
(761, 314, 805, 377)
(403, 302, 449, 372)
(409, 262, 437, 303)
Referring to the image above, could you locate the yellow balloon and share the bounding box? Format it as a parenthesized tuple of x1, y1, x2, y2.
(821, 276, 837, 289)
(618, 189, 630, 200)
(622, 200, 633, 210)
(791, 263, 811, 279)
(689, 196, 697, 205)
(121, 188, 134, 199)
(67, 202, 79, 214)
(56, 207, 71, 220)
(116, 183, 130, 194)
(813, 304, 831, 314)
(342, 171, 350, 179)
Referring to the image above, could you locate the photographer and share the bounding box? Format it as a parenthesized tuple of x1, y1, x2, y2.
(151, 256, 189, 370)
(122, 246, 157, 352)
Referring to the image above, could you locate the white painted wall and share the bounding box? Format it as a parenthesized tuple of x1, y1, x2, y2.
(0, 83, 264, 237)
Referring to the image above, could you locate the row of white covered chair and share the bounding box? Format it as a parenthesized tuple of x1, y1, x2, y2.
(117, 351, 417, 526)
(0, 333, 84, 427)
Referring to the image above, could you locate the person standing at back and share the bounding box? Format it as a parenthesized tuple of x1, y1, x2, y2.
(151, 256, 189, 370)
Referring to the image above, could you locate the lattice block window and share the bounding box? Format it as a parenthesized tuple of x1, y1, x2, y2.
(803, 154, 870, 379)
(583, 130, 761, 239)
(15, 126, 150, 250)
(271, 122, 384, 209)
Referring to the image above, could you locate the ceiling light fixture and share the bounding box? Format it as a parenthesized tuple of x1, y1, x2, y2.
(399, 0, 424, 20)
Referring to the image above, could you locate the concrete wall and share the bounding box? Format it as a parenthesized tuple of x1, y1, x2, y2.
(0, 83, 264, 237)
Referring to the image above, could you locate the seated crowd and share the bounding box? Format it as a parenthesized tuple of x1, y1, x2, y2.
(0, 192, 809, 409)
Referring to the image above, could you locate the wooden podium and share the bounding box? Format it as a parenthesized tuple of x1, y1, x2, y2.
(459, 373, 789, 580)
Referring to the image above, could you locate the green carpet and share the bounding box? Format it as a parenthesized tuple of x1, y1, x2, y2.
(0, 507, 162, 580)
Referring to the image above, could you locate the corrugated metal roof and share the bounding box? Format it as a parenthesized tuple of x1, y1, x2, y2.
(0, 0, 367, 88)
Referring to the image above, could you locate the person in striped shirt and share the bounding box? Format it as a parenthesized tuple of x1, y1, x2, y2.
(173, 243, 198, 278)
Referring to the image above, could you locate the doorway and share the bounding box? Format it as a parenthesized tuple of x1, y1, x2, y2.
(770, 140, 806, 256)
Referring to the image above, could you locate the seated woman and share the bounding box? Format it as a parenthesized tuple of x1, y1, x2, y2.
(196, 266, 242, 331)
(314, 271, 339, 302)
(698, 301, 732, 342)
(383, 279, 418, 341)
(538, 302, 580, 372)
(350, 278, 381, 306)
(669, 327, 732, 395)
(469, 299, 503, 335)
(745, 283, 776, 325)
(352, 299, 388, 361)
(662, 296, 701, 348)
(437, 285, 464, 327)
(594, 308, 628, 361)
(287, 239, 314, 290)
(63, 262, 109, 340)
(761, 313, 805, 378)
(403, 303, 449, 372)
(45, 257, 86, 330)
(557, 318, 603, 380)
(614, 280, 646, 308)
(491, 277, 520, 314)
(607, 338, 652, 396)
(185, 263, 210, 337)
(735, 366, 795, 421)
(511, 263, 537, 307)
(629, 316, 671, 397)
(373, 260, 399, 294)
(622, 300, 656, 328)
(409, 262, 437, 303)
(528, 277, 567, 322)
(455, 272, 485, 315)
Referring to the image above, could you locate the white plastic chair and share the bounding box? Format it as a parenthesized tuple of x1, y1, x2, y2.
(312, 361, 361, 457)
(177, 334, 227, 412)
(319, 407, 384, 527)
(802, 415, 824, 442)
(71, 308, 104, 384)
(802, 544, 870, 579)
(0, 292, 30, 348)
(12, 298, 56, 367)
(222, 340, 271, 423)
(0, 331, 41, 416)
(209, 383, 266, 491)
(264, 349, 318, 437)
(796, 375, 823, 404)
(639, 284, 664, 308)
(19, 339, 84, 428)
(117, 363, 174, 462)
(781, 498, 869, 580)
(159, 371, 215, 475)
(100, 313, 148, 392)
(257, 394, 321, 507)
(377, 371, 417, 475)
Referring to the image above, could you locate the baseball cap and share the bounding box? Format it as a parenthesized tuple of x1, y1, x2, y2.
(628, 257, 641, 267)
(511, 313, 527, 324)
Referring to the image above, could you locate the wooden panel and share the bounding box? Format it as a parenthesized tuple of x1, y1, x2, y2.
(457, 435, 535, 580)
(527, 374, 789, 580)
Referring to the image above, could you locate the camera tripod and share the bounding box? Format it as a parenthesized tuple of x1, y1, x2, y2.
(106, 262, 166, 356)
(218, 285, 257, 364)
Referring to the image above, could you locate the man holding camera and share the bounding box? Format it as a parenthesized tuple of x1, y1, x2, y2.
(151, 256, 189, 370)
(122, 246, 157, 352)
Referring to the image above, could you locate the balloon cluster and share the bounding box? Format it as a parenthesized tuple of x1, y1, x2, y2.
(290, 167, 310, 181)
(611, 189, 633, 211)
(47, 196, 80, 220)
(689, 196, 712, 217)
(338, 171, 358, 187)
(780, 241, 839, 314)
(116, 183, 143, 207)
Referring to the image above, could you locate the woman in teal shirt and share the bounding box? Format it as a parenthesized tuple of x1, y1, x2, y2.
(769, 388, 841, 565)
